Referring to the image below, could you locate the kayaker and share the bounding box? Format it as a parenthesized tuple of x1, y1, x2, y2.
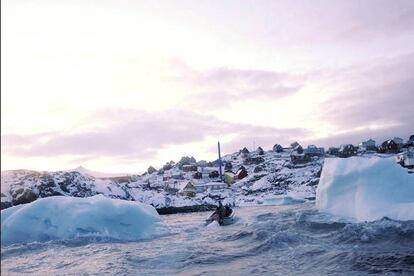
(216, 201, 225, 225)
(225, 204, 232, 216)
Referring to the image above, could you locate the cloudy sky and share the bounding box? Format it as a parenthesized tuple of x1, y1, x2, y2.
(2, 0, 414, 173)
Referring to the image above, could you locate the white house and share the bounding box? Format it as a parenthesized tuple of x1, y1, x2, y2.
(397, 149, 414, 169)
(404, 149, 414, 168)
(200, 167, 219, 178)
(194, 181, 228, 193)
(178, 181, 197, 197)
(405, 155, 414, 168)
(304, 145, 325, 156)
(392, 137, 404, 145)
(359, 139, 376, 150)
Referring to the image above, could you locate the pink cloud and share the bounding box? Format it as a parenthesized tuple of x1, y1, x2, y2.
(2, 110, 309, 160)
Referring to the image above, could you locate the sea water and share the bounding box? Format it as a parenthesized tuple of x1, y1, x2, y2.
(2, 203, 414, 275)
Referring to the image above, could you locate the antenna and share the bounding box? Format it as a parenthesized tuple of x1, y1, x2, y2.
(217, 141, 223, 182)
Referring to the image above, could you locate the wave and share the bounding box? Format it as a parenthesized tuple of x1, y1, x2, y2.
(2, 203, 414, 275)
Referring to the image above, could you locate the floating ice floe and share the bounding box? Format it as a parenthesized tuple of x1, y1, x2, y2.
(262, 196, 306, 206)
(1, 195, 166, 245)
(316, 157, 414, 222)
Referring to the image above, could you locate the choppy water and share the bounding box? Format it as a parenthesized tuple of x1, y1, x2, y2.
(2, 203, 414, 275)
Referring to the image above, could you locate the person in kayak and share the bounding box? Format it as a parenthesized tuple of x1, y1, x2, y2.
(225, 204, 232, 217)
(206, 201, 234, 226)
(215, 201, 226, 225)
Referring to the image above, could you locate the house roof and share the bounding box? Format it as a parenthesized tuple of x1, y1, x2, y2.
(393, 137, 403, 143)
(174, 181, 196, 191)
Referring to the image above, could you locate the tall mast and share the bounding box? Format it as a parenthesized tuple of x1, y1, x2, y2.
(218, 141, 223, 182)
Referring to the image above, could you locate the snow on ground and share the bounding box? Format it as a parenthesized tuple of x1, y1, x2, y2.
(316, 157, 414, 222)
(250, 177, 272, 191)
(1, 195, 166, 245)
(1, 148, 324, 210)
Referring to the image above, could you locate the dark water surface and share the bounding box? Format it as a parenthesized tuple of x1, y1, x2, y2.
(2, 203, 414, 275)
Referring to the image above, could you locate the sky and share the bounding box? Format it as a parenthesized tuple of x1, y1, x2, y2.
(1, 0, 414, 174)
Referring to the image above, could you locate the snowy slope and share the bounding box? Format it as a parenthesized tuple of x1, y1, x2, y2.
(3, 148, 411, 214)
(1, 148, 323, 211)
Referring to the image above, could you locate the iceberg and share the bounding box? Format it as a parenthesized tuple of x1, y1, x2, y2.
(1, 195, 164, 245)
(316, 157, 414, 222)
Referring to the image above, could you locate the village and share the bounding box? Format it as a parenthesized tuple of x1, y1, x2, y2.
(138, 134, 414, 200)
(1, 134, 413, 212)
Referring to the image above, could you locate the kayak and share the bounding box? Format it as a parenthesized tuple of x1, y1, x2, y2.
(205, 210, 235, 226)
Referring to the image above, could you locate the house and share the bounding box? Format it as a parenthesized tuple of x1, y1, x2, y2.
(359, 139, 376, 151)
(193, 172, 202, 179)
(224, 172, 235, 184)
(182, 164, 198, 172)
(224, 161, 233, 171)
(327, 147, 339, 156)
(290, 151, 311, 164)
(273, 144, 284, 153)
(235, 166, 248, 180)
(406, 134, 414, 146)
(338, 144, 357, 158)
(304, 145, 325, 157)
(240, 147, 250, 157)
(209, 170, 219, 178)
(404, 151, 414, 168)
(178, 181, 197, 197)
(194, 181, 228, 193)
(378, 139, 399, 154)
(290, 145, 311, 164)
(392, 137, 404, 145)
(293, 144, 304, 153)
(290, 141, 300, 149)
(164, 179, 181, 194)
(397, 150, 414, 169)
(201, 167, 218, 178)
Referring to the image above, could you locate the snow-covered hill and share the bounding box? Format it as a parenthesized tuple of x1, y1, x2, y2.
(2, 148, 324, 212)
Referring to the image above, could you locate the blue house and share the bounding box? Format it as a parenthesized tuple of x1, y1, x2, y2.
(213, 159, 226, 167)
(273, 144, 284, 153)
(304, 145, 325, 157)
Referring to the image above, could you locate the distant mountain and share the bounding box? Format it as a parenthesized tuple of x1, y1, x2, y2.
(68, 166, 129, 178)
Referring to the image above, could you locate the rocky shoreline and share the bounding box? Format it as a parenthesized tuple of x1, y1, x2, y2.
(156, 204, 217, 215)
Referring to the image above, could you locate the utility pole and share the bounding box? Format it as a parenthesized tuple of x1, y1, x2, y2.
(218, 141, 223, 182)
